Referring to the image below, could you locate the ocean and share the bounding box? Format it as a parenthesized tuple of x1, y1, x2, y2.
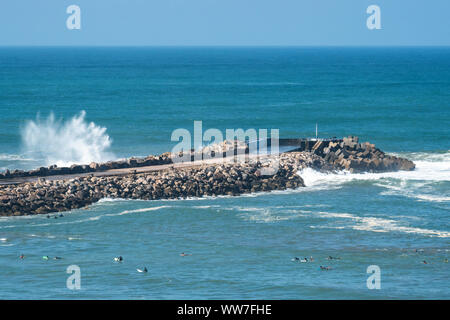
(0, 47, 448, 299)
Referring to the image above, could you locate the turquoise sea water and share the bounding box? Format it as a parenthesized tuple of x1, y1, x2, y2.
(0, 47, 449, 299)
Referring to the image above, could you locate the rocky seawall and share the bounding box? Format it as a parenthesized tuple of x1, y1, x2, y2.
(0, 153, 315, 216)
(301, 136, 415, 173)
(0, 136, 414, 180)
(0, 153, 173, 180)
(0, 137, 415, 216)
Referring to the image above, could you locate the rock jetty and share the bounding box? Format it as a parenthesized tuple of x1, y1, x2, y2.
(0, 136, 415, 216)
(0, 154, 309, 216)
(0, 154, 173, 180)
(299, 136, 416, 173)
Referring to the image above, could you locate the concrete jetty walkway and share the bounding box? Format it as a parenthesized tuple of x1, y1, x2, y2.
(0, 153, 264, 185)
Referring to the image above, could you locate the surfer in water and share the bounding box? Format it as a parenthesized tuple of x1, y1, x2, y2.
(292, 257, 310, 262)
(180, 253, 192, 257)
(114, 256, 123, 262)
(137, 267, 148, 273)
(320, 266, 332, 271)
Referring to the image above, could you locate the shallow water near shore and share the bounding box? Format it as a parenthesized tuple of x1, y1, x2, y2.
(0, 47, 449, 299)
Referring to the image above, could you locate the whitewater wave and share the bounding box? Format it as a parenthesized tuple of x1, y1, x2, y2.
(21, 111, 115, 167)
(298, 151, 450, 202)
(231, 205, 449, 238)
(237, 208, 307, 223)
(67, 237, 83, 241)
(111, 206, 170, 216)
(312, 211, 450, 238)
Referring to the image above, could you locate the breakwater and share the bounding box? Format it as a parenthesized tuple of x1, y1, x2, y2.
(0, 136, 413, 180)
(0, 137, 415, 216)
(279, 136, 415, 172)
(0, 153, 173, 180)
(0, 153, 317, 216)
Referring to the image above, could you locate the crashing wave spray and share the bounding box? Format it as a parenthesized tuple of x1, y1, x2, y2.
(21, 111, 115, 167)
(297, 151, 450, 202)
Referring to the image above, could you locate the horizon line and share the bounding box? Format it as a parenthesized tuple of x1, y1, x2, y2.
(1, 44, 449, 48)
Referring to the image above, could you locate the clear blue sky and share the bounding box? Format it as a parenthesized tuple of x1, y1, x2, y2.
(0, 0, 448, 46)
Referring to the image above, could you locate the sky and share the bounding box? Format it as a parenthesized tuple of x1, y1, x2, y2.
(0, 0, 449, 46)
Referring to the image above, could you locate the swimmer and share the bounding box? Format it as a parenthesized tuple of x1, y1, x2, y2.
(42, 256, 50, 260)
(114, 256, 123, 262)
(310, 256, 314, 262)
(19, 254, 25, 259)
(291, 257, 300, 262)
(327, 256, 340, 260)
(180, 253, 192, 257)
(59, 214, 64, 218)
(137, 267, 148, 273)
(300, 258, 308, 263)
(53, 256, 62, 260)
(46, 215, 50, 219)
(423, 260, 428, 264)
(320, 266, 332, 271)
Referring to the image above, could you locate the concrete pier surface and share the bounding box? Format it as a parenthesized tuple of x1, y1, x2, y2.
(0, 137, 415, 216)
(0, 156, 236, 186)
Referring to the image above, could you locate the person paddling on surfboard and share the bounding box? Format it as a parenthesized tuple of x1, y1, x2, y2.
(320, 266, 332, 270)
(180, 253, 192, 256)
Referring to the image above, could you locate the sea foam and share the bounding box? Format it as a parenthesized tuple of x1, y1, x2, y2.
(21, 111, 115, 167)
(298, 151, 450, 202)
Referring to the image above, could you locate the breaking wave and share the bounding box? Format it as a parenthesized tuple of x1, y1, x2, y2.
(226, 203, 450, 238)
(21, 111, 115, 167)
(311, 211, 450, 238)
(298, 151, 450, 203)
